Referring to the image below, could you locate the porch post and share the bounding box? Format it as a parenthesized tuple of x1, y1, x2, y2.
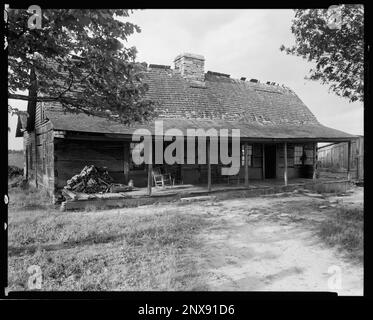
(284, 142, 288, 186)
(123, 142, 129, 184)
(207, 138, 212, 191)
(313, 143, 317, 180)
(34, 133, 38, 188)
(347, 140, 352, 181)
(262, 144, 265, 180)
(25, 147, 29, 180)
(147, 163, 152, 196)
(356, 149, 360, 180)
(244, 143, 249, 187)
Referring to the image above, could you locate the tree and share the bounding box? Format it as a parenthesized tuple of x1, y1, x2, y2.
(280, 5, 364, 103)
(6, 8, 155, 124)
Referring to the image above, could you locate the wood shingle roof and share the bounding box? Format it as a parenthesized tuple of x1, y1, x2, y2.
(41, 65, 354, 141)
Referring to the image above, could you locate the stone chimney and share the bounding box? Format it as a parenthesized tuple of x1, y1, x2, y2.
(174, 53, 205, 82)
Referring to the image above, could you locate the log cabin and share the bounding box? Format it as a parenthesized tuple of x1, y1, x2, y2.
(15, 53, 356, 199)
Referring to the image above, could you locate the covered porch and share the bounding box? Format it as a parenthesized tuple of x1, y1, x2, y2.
(52, 119, 358, 198)
(55, 130, 357, 210)
(144, 138, 357, 196)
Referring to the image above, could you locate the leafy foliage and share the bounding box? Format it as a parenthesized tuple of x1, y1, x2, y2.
(280, 5, 364, 102)
(6, 9, 156, 123)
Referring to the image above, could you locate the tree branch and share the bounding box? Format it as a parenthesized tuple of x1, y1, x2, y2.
(9, 93, 64, 102)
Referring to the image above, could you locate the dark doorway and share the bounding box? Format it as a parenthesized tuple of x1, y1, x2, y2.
(264, 144, 277, 179)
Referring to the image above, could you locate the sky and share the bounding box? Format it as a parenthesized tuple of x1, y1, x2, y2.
(8, 9, 364, 150)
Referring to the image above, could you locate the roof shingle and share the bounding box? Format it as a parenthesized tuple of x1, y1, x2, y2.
(41, 65, 355, 140)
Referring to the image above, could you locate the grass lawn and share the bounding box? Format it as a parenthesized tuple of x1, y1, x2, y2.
(317, 206, 363, 262)
(8, 150, 24, 169)
(8, 186, 210, 291)
(7, 184, 363, 292)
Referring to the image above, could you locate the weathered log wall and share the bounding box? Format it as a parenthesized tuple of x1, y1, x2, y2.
(23, 102, 55, 196)
(35, 122, 55, 194)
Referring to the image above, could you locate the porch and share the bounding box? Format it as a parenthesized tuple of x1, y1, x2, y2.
(143, 139, 355, 196)
(127, 176, 352, 197)
(52, 130, 357, 197)
(61, 177, 353, 211)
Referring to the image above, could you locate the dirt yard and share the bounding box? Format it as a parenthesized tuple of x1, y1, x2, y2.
(194, 188, 363, 295)
(7, 185, 363, 294)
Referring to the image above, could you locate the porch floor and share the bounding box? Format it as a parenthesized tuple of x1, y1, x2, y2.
(127, 177, 349, 198)
(61, 177, 352, 210)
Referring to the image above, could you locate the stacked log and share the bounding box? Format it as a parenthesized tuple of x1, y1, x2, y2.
(64, 165, 114, 193)
(8, 165, 24, 178)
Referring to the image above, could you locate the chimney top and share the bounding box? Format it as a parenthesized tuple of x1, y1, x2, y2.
(174, 53, 205, 82)
(174, 53, 205, 62)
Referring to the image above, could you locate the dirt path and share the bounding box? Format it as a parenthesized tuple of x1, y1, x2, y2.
(195, 189, 363, 295)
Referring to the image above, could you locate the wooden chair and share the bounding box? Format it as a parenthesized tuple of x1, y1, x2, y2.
(152, 168, 174, 187)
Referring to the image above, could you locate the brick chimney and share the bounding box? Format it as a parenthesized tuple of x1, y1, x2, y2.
(174, 53, 205, 82)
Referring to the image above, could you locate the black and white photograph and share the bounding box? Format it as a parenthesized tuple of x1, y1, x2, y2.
(4, 4, 366, 302)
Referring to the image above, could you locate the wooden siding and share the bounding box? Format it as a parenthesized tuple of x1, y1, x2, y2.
(35, 102, 46, 128)
(23, 131, 36, 181)
(318, 137, 364, 179)
(23, 102, 55, 196)
(35, 121, 55, 195)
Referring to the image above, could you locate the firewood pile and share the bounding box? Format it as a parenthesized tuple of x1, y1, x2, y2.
(64, 165, 114, 193)
(8, 165, 24, 178)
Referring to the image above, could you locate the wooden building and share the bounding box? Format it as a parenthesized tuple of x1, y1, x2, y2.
(16, 53, 356, 198)
(318, 136, 364, 180)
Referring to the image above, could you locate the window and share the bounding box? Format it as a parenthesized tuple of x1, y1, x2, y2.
(304, 149, 314, 165)
(129, 142, 146, 170)
(294, 145, 304, 165)
(241, 145, 253, 166)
